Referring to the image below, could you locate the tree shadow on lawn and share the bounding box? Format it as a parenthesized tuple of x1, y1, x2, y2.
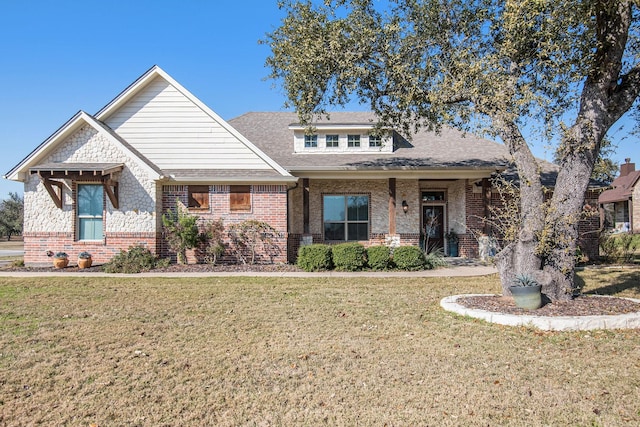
(582, 269, 640, 296)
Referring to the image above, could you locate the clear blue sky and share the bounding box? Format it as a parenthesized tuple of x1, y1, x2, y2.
(1, 0, 638, 200)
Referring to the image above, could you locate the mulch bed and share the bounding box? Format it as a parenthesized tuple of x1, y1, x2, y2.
(458, 294, 640, 316)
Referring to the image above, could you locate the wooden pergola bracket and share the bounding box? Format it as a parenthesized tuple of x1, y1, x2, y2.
(104, 179, 119, 209)
(42, 177, 63, 209)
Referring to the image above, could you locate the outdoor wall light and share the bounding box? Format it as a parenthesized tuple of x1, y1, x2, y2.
(402, 200, 409, 214)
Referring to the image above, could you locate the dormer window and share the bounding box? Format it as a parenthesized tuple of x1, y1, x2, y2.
(348, 135, 361, 148)
(369, 135, 382, 147)
(326, 134, 339, 148)
(304, 135, 318, 148)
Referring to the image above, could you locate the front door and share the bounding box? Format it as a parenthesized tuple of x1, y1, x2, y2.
(422, 205, 444, 253)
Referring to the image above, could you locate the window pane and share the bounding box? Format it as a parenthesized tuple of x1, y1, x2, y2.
(348, 135, 360, 147)
(326, 134, 339, 147)
(78, 184, 103, 216)
(79, 218, 103, 240)
(324, 223, 345, 240)
(324, 195, 345, 221)
(347, 223, 368, 241)
(305, 135, 318, 147)
(347, 196, 368, 221)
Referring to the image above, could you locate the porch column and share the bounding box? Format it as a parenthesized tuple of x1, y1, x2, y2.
(303, 178, 310, 234)
(389, 178, 396, 235)
(482, 178, 491, 235)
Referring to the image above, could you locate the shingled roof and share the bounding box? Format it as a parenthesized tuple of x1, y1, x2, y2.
(228, 112, 510, 172)
(599, 169, 640, 204)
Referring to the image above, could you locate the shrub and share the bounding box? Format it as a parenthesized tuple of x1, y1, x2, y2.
(424, 249, 448, 269)
(392, 245, 426, 271)
(228, 220, 280, 264)
(297, 244, 333, 272)
(201, 219, 225, 265)
(332, 242, 367, 271)
(599, 232, 638, 264)
(366, 245, 391, 271)
(162, 203, 201, 264)
(102, 245, 168, 274)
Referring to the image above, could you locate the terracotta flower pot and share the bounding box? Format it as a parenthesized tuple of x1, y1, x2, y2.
(53, 258, 69, 269)
(78, 258, 93, 269)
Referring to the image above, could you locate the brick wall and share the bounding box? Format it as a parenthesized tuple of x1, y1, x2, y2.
(161, 185, 288, 264)
(24, 231, 157, 266)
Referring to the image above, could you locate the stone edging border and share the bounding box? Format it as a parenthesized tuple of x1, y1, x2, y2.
(440, 294, 640, 331)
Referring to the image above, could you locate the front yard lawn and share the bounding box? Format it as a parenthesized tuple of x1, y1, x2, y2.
(1, 269, 639, 425)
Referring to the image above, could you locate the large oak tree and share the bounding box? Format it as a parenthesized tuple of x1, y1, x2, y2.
(265, 0, 640, 301)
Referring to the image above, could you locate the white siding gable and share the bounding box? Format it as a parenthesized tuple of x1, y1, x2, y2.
(104, 76, 271, 170)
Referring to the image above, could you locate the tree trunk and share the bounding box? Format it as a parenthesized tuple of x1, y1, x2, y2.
(492, 118, 545, 295)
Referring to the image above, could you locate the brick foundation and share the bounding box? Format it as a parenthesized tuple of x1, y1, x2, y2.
(24, 231, 158, 266)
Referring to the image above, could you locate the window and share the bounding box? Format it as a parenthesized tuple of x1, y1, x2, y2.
(188, 185, 209, 210)
(77, 184, 103, 241)
(422, 191, 446, 202)
(326, 134, 339, 148)
(230, 185, 251, 211)
(323, 195, 369, 241)
(347, 134, 361, 147)
(304, 134, 318, 148)
(369, 135, 382, 147)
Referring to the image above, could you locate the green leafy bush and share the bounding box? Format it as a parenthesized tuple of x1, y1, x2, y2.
(392, 245, 426, 271)
(332, 242, 367, 271)
(102, 245, 168, 274)
(424, 249, 448, 269)
(162, 203, 201, 264)
(366, 245, 391, 271)
(297, 244, 333, 272)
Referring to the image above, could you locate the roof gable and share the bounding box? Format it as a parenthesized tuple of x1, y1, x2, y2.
(5, 111, 162, 182)
(96, 66, 291, 177)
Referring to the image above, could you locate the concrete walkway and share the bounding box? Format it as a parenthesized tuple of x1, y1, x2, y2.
(0, 264, 498, 278)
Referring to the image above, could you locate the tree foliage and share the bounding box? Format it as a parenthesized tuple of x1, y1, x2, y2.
(265, 0, 640, 301)
(0, 192, 23, 240)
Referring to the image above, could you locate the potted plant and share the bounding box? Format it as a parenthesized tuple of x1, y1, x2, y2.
(77, 251, 93, 269)
(509, 274, 543, 310)
(52, 251, 69, 269)
(445, 229, 459, 257)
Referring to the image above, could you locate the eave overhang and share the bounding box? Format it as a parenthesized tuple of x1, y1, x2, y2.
(287, 166, 504, 180)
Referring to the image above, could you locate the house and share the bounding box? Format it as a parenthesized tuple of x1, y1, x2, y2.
(5, 66, 602, 265)
(599, 158, 640, 233)
(5, 66, 296, 265)
(228, 112, 513, 260)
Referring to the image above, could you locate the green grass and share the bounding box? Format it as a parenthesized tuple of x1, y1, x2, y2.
(0, 270, 639, 425)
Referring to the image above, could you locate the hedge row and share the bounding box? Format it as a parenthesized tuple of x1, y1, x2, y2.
(297, 243, 445, 272)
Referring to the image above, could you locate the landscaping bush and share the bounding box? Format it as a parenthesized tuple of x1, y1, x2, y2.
(102, 245, 169, 273)
(366, 245, 391, 271)
(297, 244, 333, 272)
(600, 232, 639, 264)
(392, 245, 426, 271)
(332, 242, 367, 271)
(228, 220, 279, 265)
(201, 218, 225, 265)
(424, 248, 448, 269)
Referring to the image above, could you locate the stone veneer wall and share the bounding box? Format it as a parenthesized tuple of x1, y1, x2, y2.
(23, 126, 158, 265)
(161, 185, 288, 264)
